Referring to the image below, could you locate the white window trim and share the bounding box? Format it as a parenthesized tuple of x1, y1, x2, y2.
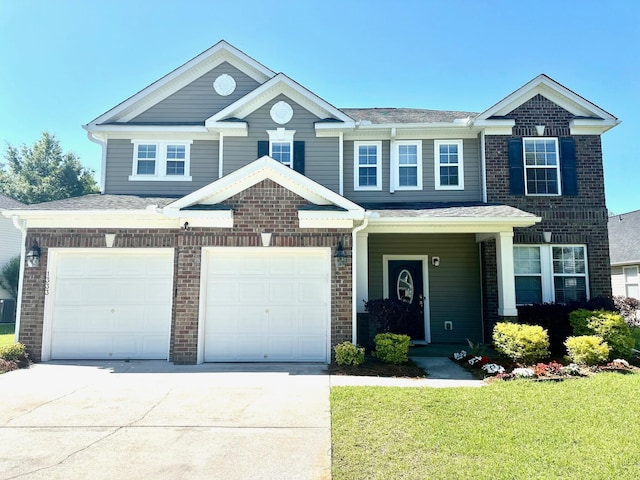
(434, 139, 464, 190)
(354, 141, 382, 191)
(523, 137, 561, 196)
(129, 140, 193, 181)
(514, 244, 589, 305)
(267, 128, 295, 168)
(623, 266, 639, 298)
(394, 140, 422, 191)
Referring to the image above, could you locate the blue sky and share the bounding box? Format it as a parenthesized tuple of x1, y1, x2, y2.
(1, 0, 638, 213)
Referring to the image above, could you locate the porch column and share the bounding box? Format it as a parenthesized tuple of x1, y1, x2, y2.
(355, 231, 369, 313)
(495, 231, 518, 317)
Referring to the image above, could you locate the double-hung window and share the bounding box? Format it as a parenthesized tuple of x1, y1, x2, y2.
(434, 140, 464, 190)
(354, 141, 382, 190)
(130, 141, 192, 181)
(523, 138, 560, 195)
(267, 128, 295, 168)
(623, 266, 639, 299)
(395, 141, 422, 190)
(514, 245, 588, 305)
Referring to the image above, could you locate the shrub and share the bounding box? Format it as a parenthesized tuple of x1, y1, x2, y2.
(0, 342, 29, 367)
(492, 322, 549, 365)
(564, 335, 610, 366)
(613, 296, 640, 327)
(373, 333, 410, 365)
(364, 298, 422, 338)
(570, 309, 635, 359)
(334, 341, 365, 366)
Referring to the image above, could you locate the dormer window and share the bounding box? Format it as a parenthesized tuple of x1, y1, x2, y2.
(267, 128, 295, 168)
(130, 141, 192, 181)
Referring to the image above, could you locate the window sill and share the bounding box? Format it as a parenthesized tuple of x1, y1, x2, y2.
(128, 175, 193, 182)
(435, 185, 464, 191)
(395, 186, 423, 191)
(354, 186, 382, 191)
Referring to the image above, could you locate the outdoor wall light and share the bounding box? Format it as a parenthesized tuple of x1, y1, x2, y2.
(26, 240, 41, 268)
(432, 257, 440, 267)
(334, 241, 347, 268)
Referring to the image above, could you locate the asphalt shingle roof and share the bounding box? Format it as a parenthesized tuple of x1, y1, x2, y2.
(0, 194, 25, 209)
(362, 202, 537, 219)
(609, 210, 640, 264)
(340, 108, 477, 124)
(11, 194, 178, 211)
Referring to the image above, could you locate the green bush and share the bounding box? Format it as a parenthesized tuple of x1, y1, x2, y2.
(565, 335, 610, 366)
(373, 333, 410, 365)
(334, 341, 365, 366)
(492, 322, 549, 364)
(570, 309, 634, 359)
(0, 342, 29, 368)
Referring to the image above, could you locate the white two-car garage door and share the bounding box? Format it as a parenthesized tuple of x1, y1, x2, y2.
(45, 249, 174, 361)
(202, 248, 330, 363)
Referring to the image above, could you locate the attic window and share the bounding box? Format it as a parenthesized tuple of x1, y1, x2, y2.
(129, 140, 193, 182)
(267, 128, 296, 168)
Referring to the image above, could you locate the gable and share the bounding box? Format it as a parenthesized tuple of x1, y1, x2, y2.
(130, 62, 262, 124)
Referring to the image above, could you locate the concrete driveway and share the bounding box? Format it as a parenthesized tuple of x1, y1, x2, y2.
(0, 361, 331, 480)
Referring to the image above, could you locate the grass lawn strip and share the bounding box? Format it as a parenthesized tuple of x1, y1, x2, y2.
(0, 323, 15, 348)
(331, 373, 640, 480)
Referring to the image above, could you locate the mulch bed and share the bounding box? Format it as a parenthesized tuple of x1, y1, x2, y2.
(328, 357, 427, 378)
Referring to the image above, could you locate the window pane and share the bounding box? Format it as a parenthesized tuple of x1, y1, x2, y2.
(398, 145, 417, 165)
(526, 168, 558, 194)
(514, 247, 541, 274)
(272, 142, 291, 164)
(137, 160, 155, 175)
(627, 284, 640, 299)
(516, 276, 542, 304)
(359, 167, 377, 186)
(137, 144, 156, 159)
(440, 166, 458, 186)
(166, 161, 185, 175)
(167, 145, 185, 159)
(398, 166, 417, 187)
(359, 145, 377, 165)
(623, 267, 638, 282)
(553, 247, 586, 274)
(554, 276, 587, 303)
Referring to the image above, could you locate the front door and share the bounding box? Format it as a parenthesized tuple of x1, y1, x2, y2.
(388, 260, 425, 340)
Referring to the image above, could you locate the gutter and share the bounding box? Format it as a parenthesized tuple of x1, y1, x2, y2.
(351, 212, 370, 344)
(84, 129, 107, 193)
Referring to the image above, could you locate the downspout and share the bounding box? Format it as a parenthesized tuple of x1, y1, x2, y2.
(11, 215, 27, 343)
(85, 131, 107, 193)
(218, 133, 224, 179)
(351, 212, 370, 344)
(338, 132, 344, 196)
(480, 130, 487, 203)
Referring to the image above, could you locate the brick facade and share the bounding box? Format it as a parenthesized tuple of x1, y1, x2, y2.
(481, 94, 612, 331)
(19, 179, 352, 363)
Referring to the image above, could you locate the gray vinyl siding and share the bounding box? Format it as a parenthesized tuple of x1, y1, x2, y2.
(131, 62, 261, 123)
(368, 233, 482, 343)
(104, 139, 218, 195)
(223, 94, 340, 191)
(344, 137, 482, 204)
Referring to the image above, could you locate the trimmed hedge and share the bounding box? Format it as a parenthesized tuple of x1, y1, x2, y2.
(565, 335, 610, 366)
(373, 333, 410, 365)
(569, 309, 634, 359)
(493, 322, 549, 365)
(334, 342, 365, 366)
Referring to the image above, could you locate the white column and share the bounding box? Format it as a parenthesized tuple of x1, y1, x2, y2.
(355, 232, 369, 313)
(495, 231, 518, 317)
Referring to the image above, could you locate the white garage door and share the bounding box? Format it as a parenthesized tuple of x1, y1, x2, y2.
(203, 248, 330, 362)
(48, 250, 173, 360)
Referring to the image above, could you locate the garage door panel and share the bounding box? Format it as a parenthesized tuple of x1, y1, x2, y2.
(49, 251, 173, 360)
(203, 249, 329, 363)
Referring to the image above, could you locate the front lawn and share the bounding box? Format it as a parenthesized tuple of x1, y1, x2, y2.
(0, 323, 15, 347)
(331, 373, 640, 479)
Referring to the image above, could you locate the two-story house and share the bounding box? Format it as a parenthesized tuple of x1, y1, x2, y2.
(4, 41, 618, 364)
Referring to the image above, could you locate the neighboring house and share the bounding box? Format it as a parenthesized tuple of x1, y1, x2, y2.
(609, 210, 640, 300)
(1, 41, 618, 364)
(0, 194, 25, 322)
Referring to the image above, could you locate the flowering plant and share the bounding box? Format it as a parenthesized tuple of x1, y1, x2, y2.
(453, 350, 467, 361)
(481, 363, 505, 374)
(512, 367, 535, 378)
(534, 361, 563, 376)
(559, 363, 581, 376)
(609, 358, 630, 369)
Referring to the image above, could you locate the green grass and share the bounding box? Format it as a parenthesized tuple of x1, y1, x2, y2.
(0, 323, 15, 347)
(331, 373, 640, 479)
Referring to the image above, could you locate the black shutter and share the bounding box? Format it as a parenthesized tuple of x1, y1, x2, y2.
(257, 140, 269, 158)
(293, 141, 305, 174)
(508, 138, 524, 195)
(560, 137, 578, 196)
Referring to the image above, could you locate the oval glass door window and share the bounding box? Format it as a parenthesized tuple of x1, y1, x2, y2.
(397, 269, 414, 303)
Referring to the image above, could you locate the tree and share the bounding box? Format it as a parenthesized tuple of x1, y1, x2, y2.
(0, 132, 99, 204)
(0, 256, 20, 299)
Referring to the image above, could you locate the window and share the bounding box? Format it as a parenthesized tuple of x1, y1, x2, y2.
(513, 245, 588, 305)
(354, 141, 382, 190)
(523, 138, 560, 195)
(434, 140, 464, 190)
(395, 141, 422, 190)
(130, 141, 192, 181)
(623, 266, 639, 299)
(267, 128, 295, 168)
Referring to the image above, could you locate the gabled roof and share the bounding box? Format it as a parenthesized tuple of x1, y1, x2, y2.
(475, 74, 619, 127)
(609, 210, 640, 265)
(86, 40, 276, 127)
(166, 156, 363, 217)
(341, 108, 476, 125)
(205, 73, 354, 126)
